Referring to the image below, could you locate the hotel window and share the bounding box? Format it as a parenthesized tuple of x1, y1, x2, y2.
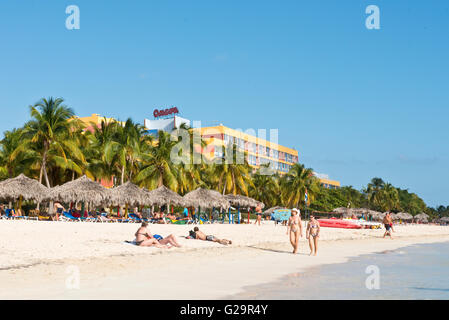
(239, 138, 245, 150)
(252, 143, 256, 153)
(214, 148, 223, 158)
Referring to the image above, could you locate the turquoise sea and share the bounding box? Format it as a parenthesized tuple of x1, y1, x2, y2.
(230, 241, 449, 300)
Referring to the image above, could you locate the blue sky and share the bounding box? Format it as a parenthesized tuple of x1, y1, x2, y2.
(0, 1, 448, 207)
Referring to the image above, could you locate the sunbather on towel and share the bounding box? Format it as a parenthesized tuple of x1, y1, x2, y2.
(192, 227, 232, 245)
(135, 222, 182, 248)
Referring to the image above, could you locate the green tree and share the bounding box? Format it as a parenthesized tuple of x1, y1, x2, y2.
(135, 130, 178, 190)
(280, 163, 320, 209)
(15, 97, 79, 187)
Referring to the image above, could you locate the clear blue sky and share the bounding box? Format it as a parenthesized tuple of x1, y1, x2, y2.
(0, 1, 448, 207)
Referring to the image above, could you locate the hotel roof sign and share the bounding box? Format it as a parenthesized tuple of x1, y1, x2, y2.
(153, 107, 179, 119)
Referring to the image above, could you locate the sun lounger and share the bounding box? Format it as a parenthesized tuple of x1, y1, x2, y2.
(129, 213, 143, 223)
(59, 211, 81, 222)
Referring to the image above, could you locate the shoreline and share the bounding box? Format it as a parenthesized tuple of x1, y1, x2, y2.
(1, 220, 449, 299)
(227, 240, 449, 300)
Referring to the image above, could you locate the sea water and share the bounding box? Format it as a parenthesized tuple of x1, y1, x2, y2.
(230, 241, 449, 300)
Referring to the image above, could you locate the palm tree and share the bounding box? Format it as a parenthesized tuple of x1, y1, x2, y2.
(0, 128, 28, 179)
(135, 130, 178, 190)
(85, 118, 121, 183)
(281, 163, 319, 208)
(379, 183, 400, 212)
(249, 166, 281, 208)
(171, 123, 206, 194)
(212, 143, 253, 195)
(104, 118, 147, 185)
(15, 97, 78, 187)
(365, 177, 386, 210)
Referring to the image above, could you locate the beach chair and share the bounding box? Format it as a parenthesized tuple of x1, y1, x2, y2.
(60, 211, 81, 222)
(4, 209, 23, 220)
(129, 213, 143, 223)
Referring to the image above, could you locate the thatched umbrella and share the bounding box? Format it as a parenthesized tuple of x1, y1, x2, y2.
(183, 188, 230, 222)
(332, 207, 348, 214)
(224, 194, 265, 223)
(340, 208, 362, 218)
(265, 206, 286, 214)
(0, 174, 49, 215)
(183, 188, 229, 210)
(395, 212, 413, 221)
(0, 174, 49, 203)
(50, 175, 111, 207)
(108, 182, 153, 217)
(368, 211, 383, 221)
(147, 185, 185, 207)
(439, 217, 449, 223)
(414, 213, 429, 223)
(224, 194, 264, 209)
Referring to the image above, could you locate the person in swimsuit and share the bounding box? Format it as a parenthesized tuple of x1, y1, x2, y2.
(193, 227, 232, 245)
(287, 208, 303, 254)
(306, 215, 320, 256)
(254, 204, 263, 226)
(134, 222, 182, 248)
(383, 213, 394, 239)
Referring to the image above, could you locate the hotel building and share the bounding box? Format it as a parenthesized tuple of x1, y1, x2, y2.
(197, 125, 299, 173)
(76, 113, 339, 183)
(314, 173, 341, 189)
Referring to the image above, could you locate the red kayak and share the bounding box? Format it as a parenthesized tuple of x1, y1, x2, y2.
(317, 218, 362, 229)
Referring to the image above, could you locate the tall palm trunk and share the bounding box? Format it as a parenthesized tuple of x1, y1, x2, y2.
(120, 165, 125, 185)
(42, 145, 54, 217)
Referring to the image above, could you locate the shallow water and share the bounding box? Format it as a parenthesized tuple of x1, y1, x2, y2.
(230, 241, 449, 300)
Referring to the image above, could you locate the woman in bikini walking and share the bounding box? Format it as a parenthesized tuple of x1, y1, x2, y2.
(306, 215, 320, 256)
(287, 208, 303, 254)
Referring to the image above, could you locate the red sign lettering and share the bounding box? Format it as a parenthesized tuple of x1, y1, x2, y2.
(153, 107, 179, 118)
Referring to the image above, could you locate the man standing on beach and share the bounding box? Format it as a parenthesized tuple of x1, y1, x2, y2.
(383, 213, 394, 239)
(254, 204, 263, 226)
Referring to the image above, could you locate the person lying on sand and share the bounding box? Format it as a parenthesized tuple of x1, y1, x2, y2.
(152, 211, 167, 224)
(133, 207, 143, 219)
(166, 213, 177, 221)
(191, 227, 232, 245)
(135, 222, 182, 248)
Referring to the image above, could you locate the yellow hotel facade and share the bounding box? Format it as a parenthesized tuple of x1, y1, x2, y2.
(197, 125, 299, 174)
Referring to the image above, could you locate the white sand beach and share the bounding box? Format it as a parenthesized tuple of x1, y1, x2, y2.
(1, 219, 449, 299)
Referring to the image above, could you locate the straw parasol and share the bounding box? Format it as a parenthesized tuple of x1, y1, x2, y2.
(183, 188, 230, 210)
(394, 212, 413, 221)
(49, 175, 111, 206)
(332, 207, 348, 214)
(264, 206, 287, 215)
(340, 208, 362, 218)
(414, 213, 429, 223)
(108, 182, 152, 207)
(147, 185, 185, 207)
(224, 194, 264, 209)
(439, 217, 449, 223)
(0, 174, 49, 203)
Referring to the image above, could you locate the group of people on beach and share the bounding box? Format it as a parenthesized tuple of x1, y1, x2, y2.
(133, 222, 232, 249)
(286, 208, 321, 256)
